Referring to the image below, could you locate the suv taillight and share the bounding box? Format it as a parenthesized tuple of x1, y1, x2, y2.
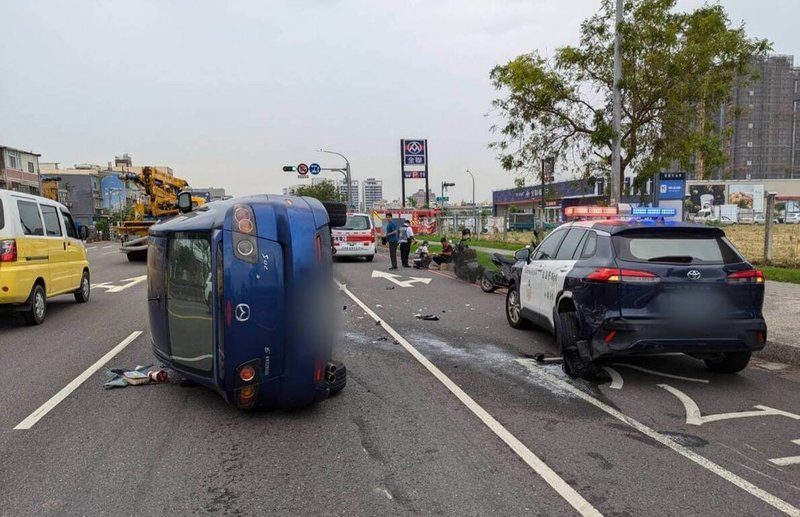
(585, 268, 659, 283)
(0, 240, 16, 262)
(233, 204, 257, 263)
(726, 269, 764, 283)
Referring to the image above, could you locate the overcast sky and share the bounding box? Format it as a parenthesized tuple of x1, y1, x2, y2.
(1, 0, 797, 203)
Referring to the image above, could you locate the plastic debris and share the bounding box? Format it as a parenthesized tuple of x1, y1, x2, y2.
(104, 365, 169, 389)
(416, 314, 440, 321)
(385, 286, 395, 290)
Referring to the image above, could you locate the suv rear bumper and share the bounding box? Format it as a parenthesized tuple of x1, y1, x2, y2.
(588, 318, 767, 359)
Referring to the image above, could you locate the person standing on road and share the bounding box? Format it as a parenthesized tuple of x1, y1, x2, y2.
(383, 212, 399, 270)
(399, 220, 415, 268)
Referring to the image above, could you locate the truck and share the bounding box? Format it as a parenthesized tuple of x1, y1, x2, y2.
(115, 166, 206, 261)
(693, 204, 738, 225)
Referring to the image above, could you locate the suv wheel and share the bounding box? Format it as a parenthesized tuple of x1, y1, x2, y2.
(505, 285, 530, 329)
(557, 311, 610, 381)
(23, 284, 47, 326)
(704, 351, 751, 374)
(74, 270, 90, 303)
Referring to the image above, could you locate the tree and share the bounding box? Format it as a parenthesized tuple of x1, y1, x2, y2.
(407, 196, 418, 208)
(293, 182, 344, 202)
(514, 177, 526, 189)
(489, 0, 769, 196)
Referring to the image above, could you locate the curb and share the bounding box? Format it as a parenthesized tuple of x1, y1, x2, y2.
(754, 340, 800, 367)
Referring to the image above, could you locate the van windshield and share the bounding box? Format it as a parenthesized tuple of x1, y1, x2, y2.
(167, 233, 213, 373)
(341, 215, 371, 230)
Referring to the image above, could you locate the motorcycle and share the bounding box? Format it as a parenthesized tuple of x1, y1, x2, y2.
(451, 229, 484, 283)
(480, 252, 518, 293)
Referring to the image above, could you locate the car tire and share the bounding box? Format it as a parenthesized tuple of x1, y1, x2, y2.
(480, 272, 497, 293)
(322, 201, 348, 228)
(74, 270, 90, 303)
(557, 311, 596, 380)
(328, 361, 346, 395)
(365, 255, 374, 262)
(505, 285, 530, 329)
(23, 284, 47, 326)
(704, 351, 751, 374)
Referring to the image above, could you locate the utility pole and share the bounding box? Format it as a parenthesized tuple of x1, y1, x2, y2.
(610, 0, 623, 206)
(318, 149, 352, 208)
(764, 191, 777, 264)
(466, 169, 476, 235)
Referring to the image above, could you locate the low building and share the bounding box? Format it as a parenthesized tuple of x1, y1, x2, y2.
(1, 145, 41, 194)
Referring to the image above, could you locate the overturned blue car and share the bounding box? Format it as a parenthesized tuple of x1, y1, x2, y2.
(147, 193, 347, 409)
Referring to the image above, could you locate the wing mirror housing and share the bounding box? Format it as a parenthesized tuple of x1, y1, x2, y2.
(177, 191, 193, 213)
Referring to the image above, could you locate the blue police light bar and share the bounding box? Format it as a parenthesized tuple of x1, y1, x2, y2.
(631, 207, 677, 217)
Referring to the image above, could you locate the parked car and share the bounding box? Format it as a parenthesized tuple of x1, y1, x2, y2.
(783, 212, 800, 225)
(331, 213, 376, 261)
(738, 214, 755, 224)
(0, 189, 90, 325)
(754, 214, 779, 225)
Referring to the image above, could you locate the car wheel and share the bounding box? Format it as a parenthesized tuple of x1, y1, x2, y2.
(23, 284, 47, 326)
(480, 273, 497, 293)
(704, 351, 751, 374)
(322, 201, 348, 228)
(365, 255, 374, 262)
(557, 311, 602, 380)
(327, 361, 346, 395)
(74, 270, 90, 303)
(505, 285, 530, 329)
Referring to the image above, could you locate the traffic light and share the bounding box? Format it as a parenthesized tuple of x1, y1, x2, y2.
(442, 182, 456, 189)
(282, 166, 296, 172)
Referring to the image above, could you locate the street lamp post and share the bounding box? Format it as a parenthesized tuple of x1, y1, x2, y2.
(465, 169, 476, 235)
(318, 149, 352, 208)
(610, 0, 623, 206)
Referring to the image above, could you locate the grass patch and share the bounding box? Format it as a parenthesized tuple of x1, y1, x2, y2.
(759, 265, 800, 284)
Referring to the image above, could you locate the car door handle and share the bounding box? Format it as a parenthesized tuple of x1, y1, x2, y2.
(63, 242, 67, 250)
(559, 267, 570, 272)
(535, 265, 544, 271)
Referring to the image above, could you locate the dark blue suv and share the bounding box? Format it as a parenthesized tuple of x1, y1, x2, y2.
(505, 217, 767, 378)
(147, 194, 347, 409)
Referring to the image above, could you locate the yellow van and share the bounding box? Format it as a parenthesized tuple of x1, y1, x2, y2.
(0, 189, 91, 325)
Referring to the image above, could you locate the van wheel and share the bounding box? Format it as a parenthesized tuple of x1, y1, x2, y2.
(505, 285, 530, 329)
(704, 351, 751, 373)
(74, 270, 90, 303)
(365, 255, 374, 262)
(23, 285, 47, 326)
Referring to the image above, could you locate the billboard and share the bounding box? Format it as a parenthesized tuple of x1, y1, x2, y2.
(729, 184, 765, 212)
(688, 184, 726, 209)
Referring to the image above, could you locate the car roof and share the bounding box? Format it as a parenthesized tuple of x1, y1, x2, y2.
(0, 188, 69, 211)
(566, 219, 725, 236)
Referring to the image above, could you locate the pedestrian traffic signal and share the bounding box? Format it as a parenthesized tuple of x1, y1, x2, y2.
(282, 166, 296, 172)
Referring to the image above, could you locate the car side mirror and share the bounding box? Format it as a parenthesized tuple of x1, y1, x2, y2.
(514, 248, 531, 263)
(177, 191, 193, 213)
(78, 225, 89, 240)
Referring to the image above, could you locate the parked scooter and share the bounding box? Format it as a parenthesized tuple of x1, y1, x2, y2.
(480, 252, 517, 292)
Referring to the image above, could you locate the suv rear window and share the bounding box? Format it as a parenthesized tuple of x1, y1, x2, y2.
(341, 215, 371, 230)
(613, 232, 742, 265)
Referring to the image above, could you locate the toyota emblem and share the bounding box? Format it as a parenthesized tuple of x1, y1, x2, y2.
(235, 303, 251, 322)
(687, 270, 702, 280)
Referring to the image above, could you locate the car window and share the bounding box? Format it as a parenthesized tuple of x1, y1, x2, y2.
(532, 229, 567, 261)
(580, 232, 598, 259)
(60, 209, 78, 239)
(554, 228, 585, 260)
(17, 200, 44, 236)
(612, 232, 741, 264)
(341, 215, 371, 230)
(40, 205, 63, 237)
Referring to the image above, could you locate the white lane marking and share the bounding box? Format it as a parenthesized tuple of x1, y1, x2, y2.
(102, 251, 118, 255)
(336, 280, 601, 517)
(14, 331, 143, 430)
(102, 245, 114, 249)
(611, 363, 709, 384)
(93, 275, 148, 293)
(770, 440, 800, 467)
(659, 384, 800, 426)
(515, 359, 800, 517)
(371, 270, 432, 287)
(602, 367, 623, 390)
(87, 246, 98, 250)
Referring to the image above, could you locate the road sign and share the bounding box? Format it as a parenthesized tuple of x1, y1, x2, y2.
(404, 171, 426, 179)
(309, 163, 321, 175)
(297, 163, 309, 175)
(436, 196, 449, 202)
(403, 139, 426, 166)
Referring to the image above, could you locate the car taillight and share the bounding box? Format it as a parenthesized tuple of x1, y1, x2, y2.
(726, 269, 765, 283)
(0, 240, 16, 262)
(233, 204, 257, 263)
(585, 268, 659, 283)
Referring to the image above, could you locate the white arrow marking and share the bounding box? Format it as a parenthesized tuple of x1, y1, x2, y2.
(769, 440, 800, 467)
(602, 366, 624, 390)
(612, 363, 709, 384)
(371, 270, 432, 288)
(660, 384, 800, 426)
(93, 275, 148, 293)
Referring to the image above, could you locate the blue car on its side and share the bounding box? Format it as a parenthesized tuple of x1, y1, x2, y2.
(147, 194, 347, 409)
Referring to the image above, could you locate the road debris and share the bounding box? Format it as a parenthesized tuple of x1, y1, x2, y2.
(416, 314, 440, 321)
(104, 365, 169, 389)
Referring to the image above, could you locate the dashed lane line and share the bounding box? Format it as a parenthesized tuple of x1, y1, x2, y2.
(516, 358, 800, 517)
(336, 280, 602, 517)
(14, 331, 143, 430)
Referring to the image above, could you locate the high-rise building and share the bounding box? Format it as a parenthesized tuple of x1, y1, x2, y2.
(362, 177, 383, 211)
(336, 179, 359, 207)
(712, 55, 800, 180)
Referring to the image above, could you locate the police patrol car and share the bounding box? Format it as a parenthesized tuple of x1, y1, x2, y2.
(505, 206, 767, 378)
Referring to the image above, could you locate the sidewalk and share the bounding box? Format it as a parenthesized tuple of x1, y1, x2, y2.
(470, 245, 800, 363)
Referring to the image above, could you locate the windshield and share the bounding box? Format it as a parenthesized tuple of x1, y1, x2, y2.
(613, 232, 742, 265)
(340, 215, 371, 230)
(167, 233, 213, 373)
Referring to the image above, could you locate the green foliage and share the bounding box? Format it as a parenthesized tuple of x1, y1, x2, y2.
(514, 177, 526, 188)
(407, 196, 418, 208)
(293, 182, 345, 202)
(489, 0, 770, 194)
(775, 202, 786, 212)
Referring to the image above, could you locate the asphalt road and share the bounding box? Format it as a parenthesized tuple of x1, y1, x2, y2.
(2, 244, 800, 516)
